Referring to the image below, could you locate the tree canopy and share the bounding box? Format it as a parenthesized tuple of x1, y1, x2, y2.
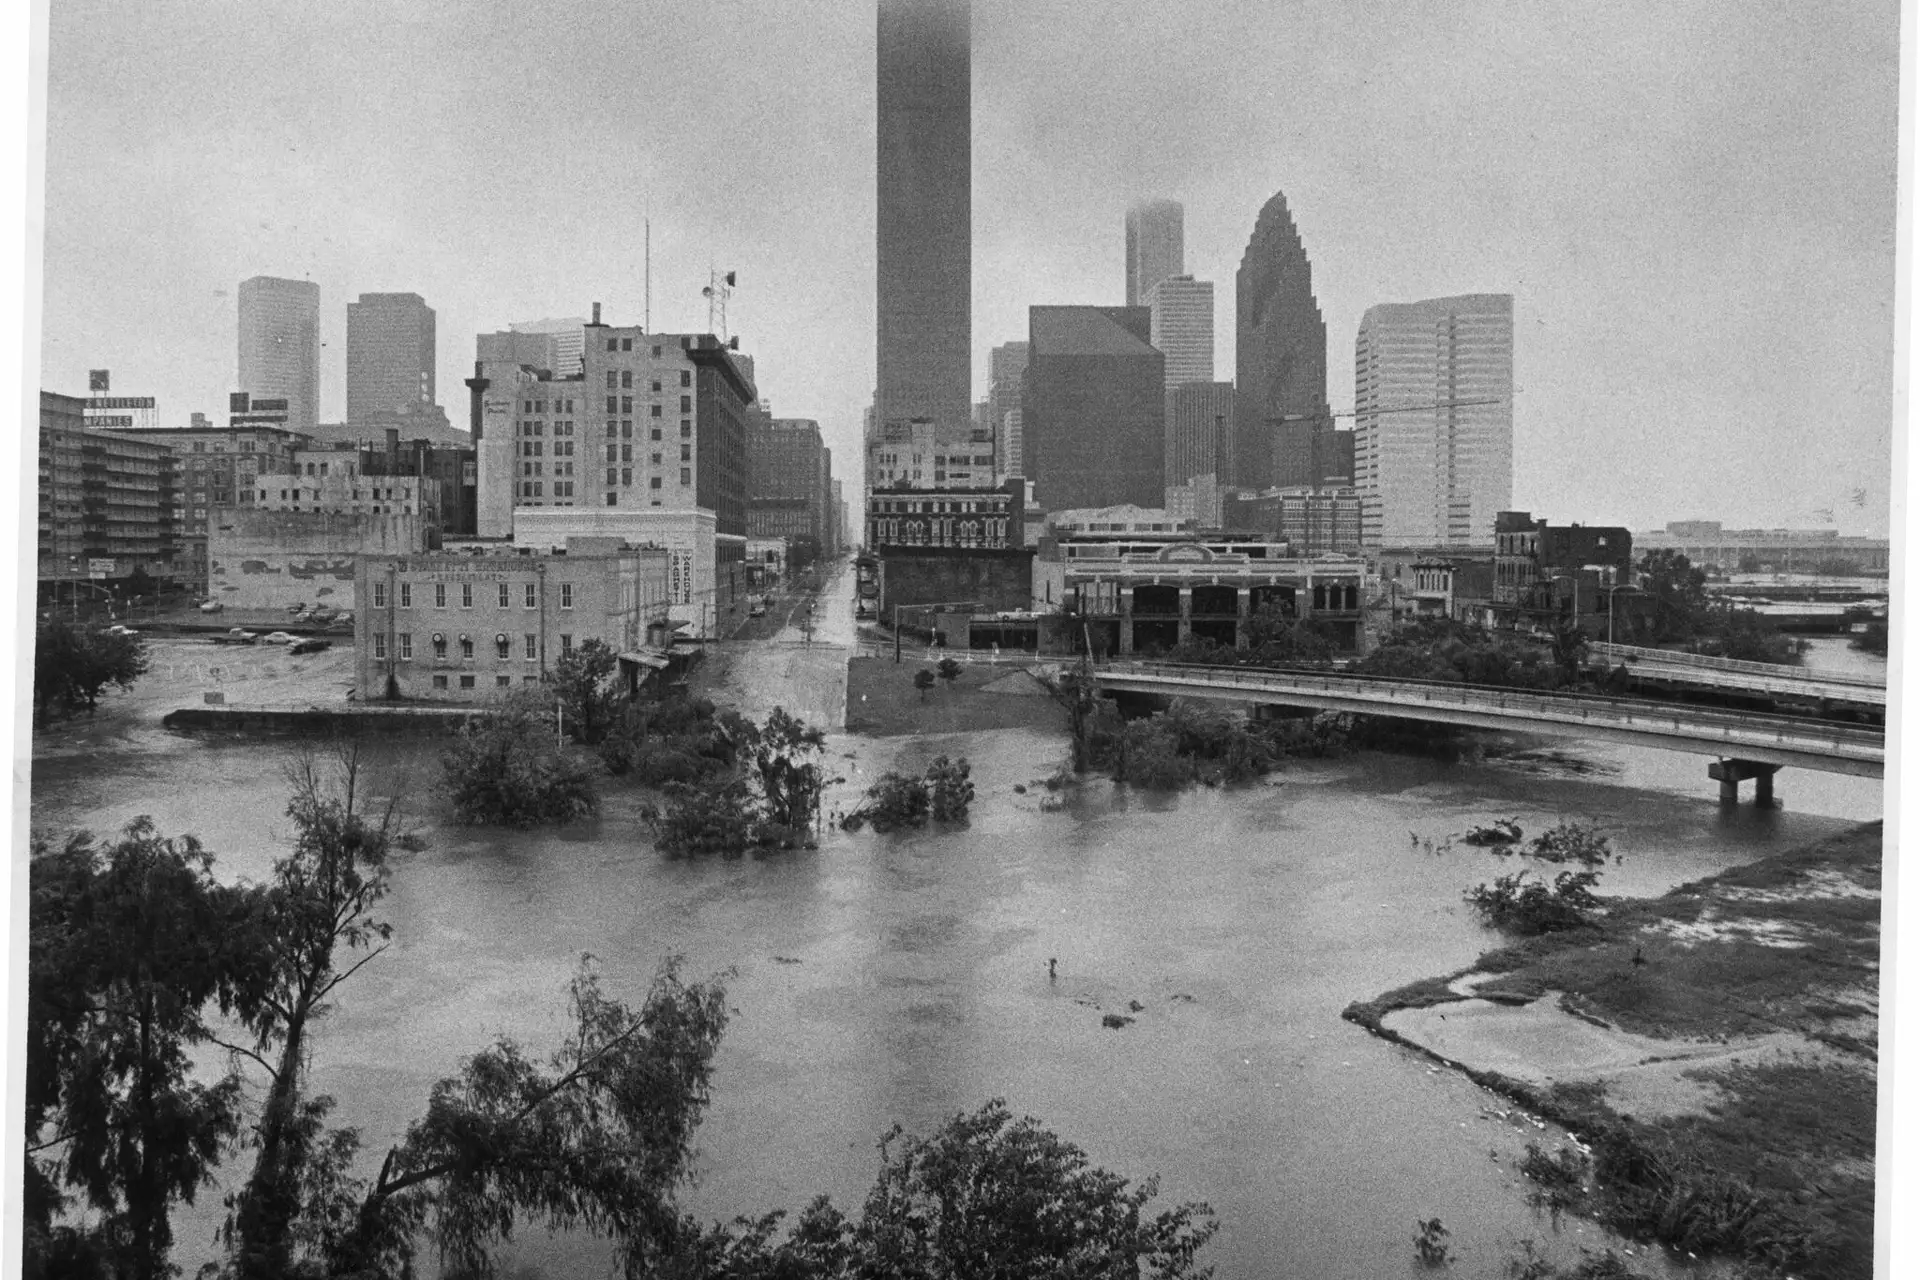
(34, 620, 149, 723)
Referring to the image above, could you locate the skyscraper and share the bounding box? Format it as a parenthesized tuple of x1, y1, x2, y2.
(237, 275, 320, 436)
(1234, 192, 1328, 491)
(1353, 294, 1513, 547)
(876, 0, 972, 440)
(347, 292, 436, 424)
(987, 340, 1029, 477)
(1023, 306, 1165, 512)
(1165, 381, 1235, 488)
(1125, 199, 1183, 306)
(1146, 275, 1213, 387)
(509, 317, 587, 377)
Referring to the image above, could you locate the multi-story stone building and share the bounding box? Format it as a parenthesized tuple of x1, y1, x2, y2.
(748, 417, 834, 558)
(1146, 275, 1213, 388)
(866, 481, 1024, 550)
(1165, 381, 1235, 490)
(1491, 510, 1631, 632)
(1222, 486, 1364, 555)
(38, 391, 181, 591)
(1354, 294, 1513, 547)
(354, 540, 673, 702)
(470, 310, 750, 540)
(1023, 305, 1165, 513)
(1125, 198, 1183, 306)
(238, 276, 321, 436)
(252, 472, 441, 521)
(511, 507, 746, 640)
(347, 292, 437, 425)
(987, 341, 1028, 480)
(866, 418, 996, 490)
(1235, 191, 1329, 491)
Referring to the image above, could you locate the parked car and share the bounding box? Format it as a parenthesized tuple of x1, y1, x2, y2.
(212, 628, 257, 645)
(262, 631, 297, 645)
(289, 639, 332, 656)
(308, 608, 338, 624)
(199, 600, 223, 613)
(106, 625, 140, 638)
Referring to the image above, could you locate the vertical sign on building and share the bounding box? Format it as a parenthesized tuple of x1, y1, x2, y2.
(89, 369, 110, 392)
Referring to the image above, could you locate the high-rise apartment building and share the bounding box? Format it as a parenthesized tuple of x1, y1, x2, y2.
(987, 340, 1029, 478)
(38, 391, 181, 587)
(238, 276, 321, 436)
(1354, 294, 1513, 547)
(748, 417, 835, 555)
(1023, 306, 1165, 513)
(876, 0, 972, 440)
(1125, 199, 1183, 307)
(1146, 275, 1213, 387)
(1235, 193, 1328, 491)
(347, 293, 436, 424)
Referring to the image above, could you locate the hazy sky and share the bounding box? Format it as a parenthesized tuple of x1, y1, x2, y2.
(36, 0, 1899, 535)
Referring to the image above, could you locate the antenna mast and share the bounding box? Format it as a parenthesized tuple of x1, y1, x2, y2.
(701, 265, 737, 342)
(644, 218, 651, 333)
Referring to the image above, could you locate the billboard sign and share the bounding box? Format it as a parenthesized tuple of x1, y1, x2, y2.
(87, 559, 115, 580)
(89, 369, 110, 392)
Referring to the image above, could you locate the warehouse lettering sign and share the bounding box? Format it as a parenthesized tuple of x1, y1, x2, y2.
(88, 415, 135, 428)
(88, 396, 155, 410)
(422, 570, 513, 583)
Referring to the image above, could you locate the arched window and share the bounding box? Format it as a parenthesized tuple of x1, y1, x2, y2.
(431, 632, 447, 659)
(460, 635, 474, 660)
(495, 633, 511, 659)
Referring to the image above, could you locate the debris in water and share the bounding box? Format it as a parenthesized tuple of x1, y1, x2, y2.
(1127, 999, 1145, 1012)
(1102, 1013, 1134, 1029)
(772, 956, 802, 965)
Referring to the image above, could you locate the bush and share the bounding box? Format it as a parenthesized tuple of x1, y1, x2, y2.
(442, 695, 600, 827)
(653, 776, 798, 857)
(1465, 869, 1602, 934)
(599, 695, 735, 783)
(34, 620, 150, 723)
(645, 708, 832, 856)
(842, 756, 973, 832)
(1527, 821, 1614, 866)
(1520, 1142, 1590, 1213)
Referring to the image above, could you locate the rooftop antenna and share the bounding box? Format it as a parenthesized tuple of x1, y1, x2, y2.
(644, 217, 650, 333)
(701, 265, 736, 342)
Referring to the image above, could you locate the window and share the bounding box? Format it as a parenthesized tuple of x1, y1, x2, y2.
(621, 421, 633, 438)
(680, 422, 691, 438)
(399, 633, 413, 660)
(432, 633, 447, 659)
(433, 675, 448, 690)
(606, 422, 617, 438)
(680, 467, 691, 486)
(621, 371, 632, 389)
(651, 345, 662, 357)
(460, 636, 474, 659)
(679, 371, 691, 388)
(460, 675, 476, 690)
(606, 396, 618, 414)
(525, 675, 541, 685)
(650, 379, 661, 392)
(372, 581, 387, 607)
(621, 337, 633, 352)
(560, 583, 574, 608)
(650, 404, 662, 418)
(606, 371, 618, 390)
(650, 427, 662, 441)
(524, 634, 538, 660)
(606, 443, 618, 462)
(524, 583, 537, 608)
(622, 468, 633, 486)
(434, 583, 447, 608)
(621, 396, 633, 414)
(461, 582, 473, 608)
(680, 443, 691, 462)
(560, 634, 573, 653)
(621, 444, 633, 463)
(650, 476, 662, 490)
(679, 395, 691, 413)
(373, 633, 387, 659)
(497, 675, 513, 688)
(498, 582, 511, 607)
(606, 491, 618, 506)
(399, 582, 412, 608)
(606, 337, 618, 351)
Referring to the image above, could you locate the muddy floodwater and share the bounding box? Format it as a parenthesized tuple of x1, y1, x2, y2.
(27, 576, 1884, 1279)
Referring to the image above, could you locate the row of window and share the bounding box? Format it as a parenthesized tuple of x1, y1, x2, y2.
(371, 631, 575, 661)
(521, 398, 580, 414)
(371, 580, 577, 609)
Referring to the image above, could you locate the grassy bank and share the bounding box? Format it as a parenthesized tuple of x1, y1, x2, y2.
(844, 656, 1067, 737)
(1345, 822, 1882, 1279)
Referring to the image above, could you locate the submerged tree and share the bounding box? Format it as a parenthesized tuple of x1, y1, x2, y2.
(552, 638, 622, 745)
(443, 692, 600, 826)
(33, 620, 150, 724)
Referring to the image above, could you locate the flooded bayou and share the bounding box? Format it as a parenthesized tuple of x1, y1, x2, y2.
(28, 565, 1884, 1278)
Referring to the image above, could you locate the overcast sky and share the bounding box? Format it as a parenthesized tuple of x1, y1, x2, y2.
(35, 0, 1899, 535)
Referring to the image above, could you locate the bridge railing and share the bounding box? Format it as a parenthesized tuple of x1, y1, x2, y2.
(1098, 660, 1884, 761)
(1586, 641, 1885, 687)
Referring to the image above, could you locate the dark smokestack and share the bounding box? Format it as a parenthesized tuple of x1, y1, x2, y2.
(592, 302, 602, 325)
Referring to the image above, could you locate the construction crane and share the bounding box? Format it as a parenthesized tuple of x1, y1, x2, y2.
(1270, 397, 1507, 424)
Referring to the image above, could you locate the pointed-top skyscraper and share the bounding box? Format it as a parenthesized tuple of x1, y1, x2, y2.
(876, 0, 972, 443)
(1234, 192, 1328, 490)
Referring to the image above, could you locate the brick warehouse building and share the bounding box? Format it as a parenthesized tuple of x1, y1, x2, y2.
(354, 540, 671, 702)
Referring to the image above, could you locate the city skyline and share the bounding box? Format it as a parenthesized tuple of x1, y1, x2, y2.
(31, 0, 1897, 534)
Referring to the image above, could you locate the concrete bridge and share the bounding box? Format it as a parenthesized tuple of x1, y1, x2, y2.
(1090, 661, 1884, 799)
(1584, 642, 1885, 711)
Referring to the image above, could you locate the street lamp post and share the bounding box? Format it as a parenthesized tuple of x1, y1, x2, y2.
(1605, 584, 1639, 647)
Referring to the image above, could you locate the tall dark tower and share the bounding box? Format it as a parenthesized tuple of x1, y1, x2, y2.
(876, 0, 972, 442)
(1234, 192, 1329, 490)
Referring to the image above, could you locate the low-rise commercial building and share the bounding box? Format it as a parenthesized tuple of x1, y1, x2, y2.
(510, 506, 746, 640)
(866, 481, 1032, 618)
(207, 509, 429, 612)
(1033, 527, 1366, 654)
(354, 541, 673, 702)
(1222, 486, 1363, 555)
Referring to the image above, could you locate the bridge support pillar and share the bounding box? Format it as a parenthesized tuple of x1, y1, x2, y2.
(1710, 758, 1782, 809)
(1235, 588, 1251, 650)
(1119, 588, 1135, 655)
(1178, 587, 1193, 643)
